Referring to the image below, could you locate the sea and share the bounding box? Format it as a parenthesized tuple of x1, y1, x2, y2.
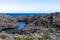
(1, 13, 49, 33)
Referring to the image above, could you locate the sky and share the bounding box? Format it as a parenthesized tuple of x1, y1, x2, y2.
(0, 0, 60, 13)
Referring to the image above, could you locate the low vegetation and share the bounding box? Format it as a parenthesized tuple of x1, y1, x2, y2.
(48, 27, 56, 32)
(14, 33, 53, 40)
(0, 27, 56, 40)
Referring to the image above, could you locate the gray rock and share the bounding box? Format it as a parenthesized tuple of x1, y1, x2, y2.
(0, 14, 18, 31)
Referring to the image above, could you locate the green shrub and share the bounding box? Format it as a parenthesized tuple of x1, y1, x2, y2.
(48, 27, 56, 32)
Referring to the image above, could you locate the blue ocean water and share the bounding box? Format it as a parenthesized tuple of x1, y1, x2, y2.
(18, 22, 26, 29)
(6, 13, 48, 16)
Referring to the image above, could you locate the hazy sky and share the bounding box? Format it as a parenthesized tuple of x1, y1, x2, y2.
(0, 0, 60, 13)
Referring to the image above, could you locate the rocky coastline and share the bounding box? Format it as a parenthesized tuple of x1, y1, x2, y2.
(0, 12, 60, 40)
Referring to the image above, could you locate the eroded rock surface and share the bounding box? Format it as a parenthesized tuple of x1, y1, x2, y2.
(13, 12, 60, 40)
(0, 12, 60, 40)
(0, 14, 18, 31)
(13, 12, 60, 34)
(0, 32, 14, 40)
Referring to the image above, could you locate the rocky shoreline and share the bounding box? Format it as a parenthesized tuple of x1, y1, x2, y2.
(0, 12, 60, 40)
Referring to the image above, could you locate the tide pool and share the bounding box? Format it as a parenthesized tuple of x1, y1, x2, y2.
(18, 22, 26, 30)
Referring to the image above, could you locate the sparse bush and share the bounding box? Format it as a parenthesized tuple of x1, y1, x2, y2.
(14, 33, 53, 40)
(48, 27, 56, 32)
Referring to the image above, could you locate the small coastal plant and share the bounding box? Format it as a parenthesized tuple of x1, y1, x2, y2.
(48, 27, 56, 32)
(14, 33, 53, 40)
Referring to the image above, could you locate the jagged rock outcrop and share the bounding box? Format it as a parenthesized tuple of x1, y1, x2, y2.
(0, 12, 60, 40)
(12, 12, 60, 40)
(0, 14, 18, 31)
(0, 12, 60, 32)
(13, 12, 60, 34)
(13, 13, 60, 29)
